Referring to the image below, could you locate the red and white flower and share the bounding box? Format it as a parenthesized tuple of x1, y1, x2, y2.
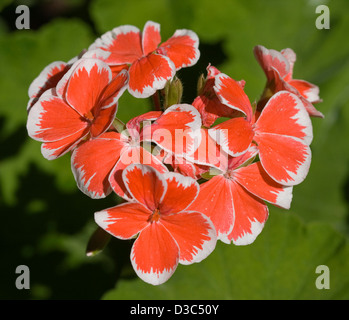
(210, 73, 313, 186)
(26, 58, 128, 160)
(71, 111, 166, 199)
(253, 45, 323, 118)
(84, 21, 200, 98)
(27, 60, 71, 111)
(27, 50, 87, 111)
(94, 164, 217, 285)
(189, 146, 293, 244)
(192, 64, 245, 128)
(142, 104, 202, 158)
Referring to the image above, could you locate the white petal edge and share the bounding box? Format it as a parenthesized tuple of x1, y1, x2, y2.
(232, 217, 267, 246)
(130, 229, 179, 286)
(259, 90, 313, 145)
(162, 171, 199, 210)
(258, 133, 312, 187)
(213, 73, 251, 117)
(176, 211, 217, 265)
(70, 148, 113, 199)
(88, 25, 141, 51)
(122, 163, 168, 205)
(169, 29, 200, 70)
(127, 54, 176, 98)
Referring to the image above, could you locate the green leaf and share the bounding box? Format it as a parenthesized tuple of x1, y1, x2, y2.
(116, 91, 152, 124)
(286, 57, 349, 232)
(102, 211, 349, 300)
(0, 0, 12, 12)
(90, 0, 175, 37)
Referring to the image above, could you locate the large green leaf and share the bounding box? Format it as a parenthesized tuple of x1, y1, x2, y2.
(102, 211, 349, 300)
(287, 57, 349, 232)
(90, 0, 175, 38)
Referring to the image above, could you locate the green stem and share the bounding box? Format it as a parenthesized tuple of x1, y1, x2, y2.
(152, 91, 162, 111)
(112, 117, 126, 133)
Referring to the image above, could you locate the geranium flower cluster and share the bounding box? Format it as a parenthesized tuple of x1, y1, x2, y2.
(26, 21, 323, 285)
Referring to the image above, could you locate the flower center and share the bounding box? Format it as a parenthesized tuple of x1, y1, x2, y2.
(148, 208, 161, 223)
(223, 170, 234, 180)
(85, 111, 94, 122)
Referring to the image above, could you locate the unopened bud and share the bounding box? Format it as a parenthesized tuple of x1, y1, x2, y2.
(164, 76, 183, 109)
(86, 226, 111, 257)
(196, 73, 206, 96)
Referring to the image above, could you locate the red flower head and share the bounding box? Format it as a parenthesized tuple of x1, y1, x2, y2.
(27, 50, 87, 111)
(192, 64, 245, 128)
(84, 21, 200, 98)
(253, 45, 323, 118)
(142, 103, 203, 158)
(189, 146, 293, 244)
(71, 111, 166, 199)
(209, 73, 313, 186)
(94, 164, 217, 285)
(26, 58, 128, 160)
(27, 60, 72, 111)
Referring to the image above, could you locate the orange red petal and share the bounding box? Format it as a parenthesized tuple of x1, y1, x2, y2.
(128, 54, 175, 98)
(71, 132, 126, 198)
(161, 211, 216, 264)
(131, 223, 179, 285)
(157, 29, 200, 70)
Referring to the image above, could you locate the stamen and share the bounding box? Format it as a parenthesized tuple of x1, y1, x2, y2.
(85, 111, 94, 121)
(148, 208, 161, 223)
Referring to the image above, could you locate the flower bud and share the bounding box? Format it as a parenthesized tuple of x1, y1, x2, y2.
(86, 226, 111, 257)
(196, 73, 206, 96)
(164, 76, 183, 109)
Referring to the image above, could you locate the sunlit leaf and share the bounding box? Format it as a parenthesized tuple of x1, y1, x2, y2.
(102, 211, 349, 300)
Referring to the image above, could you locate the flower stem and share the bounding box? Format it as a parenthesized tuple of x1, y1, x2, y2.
(152, 91, 162, 111)
(112, 117, 126, 133)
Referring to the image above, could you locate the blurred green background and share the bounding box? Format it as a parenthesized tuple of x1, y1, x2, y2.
(1, 0, 348, 300)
